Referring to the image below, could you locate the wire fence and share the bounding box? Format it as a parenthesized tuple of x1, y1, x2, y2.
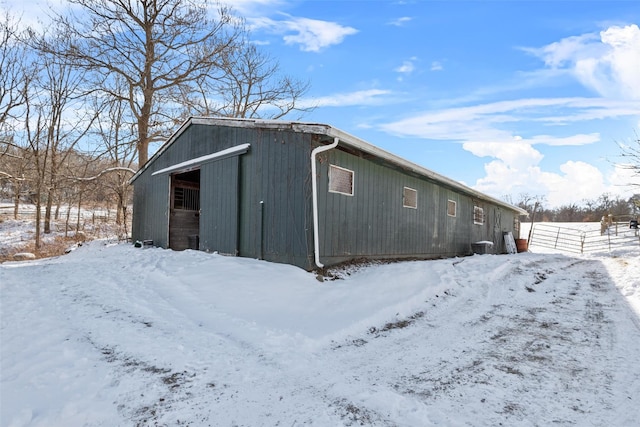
(1, 205, 117, 222)
(529, 222, 640, 254)
(0, 204, 131, 240)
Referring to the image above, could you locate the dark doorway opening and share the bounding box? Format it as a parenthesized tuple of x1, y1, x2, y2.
(169, 169, 200, 250)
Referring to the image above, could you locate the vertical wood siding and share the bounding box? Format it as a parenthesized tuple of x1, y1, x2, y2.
(132, 172, 170, 247)
(315, 148, 519, 265)
(199, 156, 239, 255)
(237, 128, 314, 268)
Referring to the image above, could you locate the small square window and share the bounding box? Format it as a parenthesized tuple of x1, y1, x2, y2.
(329, 165, 354, 196)
(403, 187, 417, 209)
(474, 206, 484, 225)
(447, 200, 457, 217)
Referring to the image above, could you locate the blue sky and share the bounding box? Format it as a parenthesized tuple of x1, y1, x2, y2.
(236, 0, 640, 207)
(5, 0, 640, 208)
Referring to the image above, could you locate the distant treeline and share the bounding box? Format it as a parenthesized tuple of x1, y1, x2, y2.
(507, 193, 640, 223)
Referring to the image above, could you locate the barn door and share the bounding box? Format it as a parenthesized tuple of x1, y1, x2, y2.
(199, 156, 240, 255)
(169, 170, 201, 250)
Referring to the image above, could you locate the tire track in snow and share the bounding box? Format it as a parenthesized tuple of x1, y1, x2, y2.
(49, 250, 351, 426)
(313, 255, 640, 426)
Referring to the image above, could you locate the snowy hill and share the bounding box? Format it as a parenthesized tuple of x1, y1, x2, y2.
(1, 241, 640, 426)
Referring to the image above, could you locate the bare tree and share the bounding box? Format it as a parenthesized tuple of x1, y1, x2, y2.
(62, 150, 104, 236)
(94, 87, 137, 228)
(0, 11, 28, 130)
(38, 0, 248, 167)
(31, 28, 101, 235)
(0, 138, 35, 218)
(0, 12, 33, 217)
(515, 193, 545, 221)
(182, 41, 311, 120)
(617, 134, 640, 189)
(23, 82, 48, 249)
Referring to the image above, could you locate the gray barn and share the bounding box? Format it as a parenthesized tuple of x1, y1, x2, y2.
(130, 117, 527, 271)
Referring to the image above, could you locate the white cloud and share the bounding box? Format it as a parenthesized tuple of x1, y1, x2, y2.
(388, 17, 412, 27)
(430, 61, 443, 71)
(527, 34, 602, 69)
(468, 146, 640, 208)
(527, 24, 640, 100)
(299, 89, 392, 108)
(378, 97, 630, 146)
(472, 156, 619, 208)
(461, 132, 633, 208)
(543, 161, 608, 206)
(473, 160, 535, 196)
(248, 15, 358, 52)
(527, 133, 601, 146)
(608, 163, 640, 192)
(463, 141, 544, 171)
(395, 61, 415, 74)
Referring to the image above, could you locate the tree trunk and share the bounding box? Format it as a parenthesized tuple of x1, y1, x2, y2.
(13, 190, 20, 219)
(55, 198, 61, 220)
(44, 187, 54, 234)
(116, 193, 123, 225)
(122, 205, 128, 240)
(116, 180, 126, 226)
(137, 99, 151, 166)
(44, 151, 59, 233)
(64, 200, 72, 237)
(34, 193, 42, 250)
(76, 188, 83, 233)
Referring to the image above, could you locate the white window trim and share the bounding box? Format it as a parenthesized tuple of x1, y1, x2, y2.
(447, 199, 457, 217)
(403, 186, 418, 209)
(474, 206, 484, 225)
(328, 164, 354, 196)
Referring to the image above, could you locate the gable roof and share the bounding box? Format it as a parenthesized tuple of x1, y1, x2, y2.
(130, 117, 528, 216)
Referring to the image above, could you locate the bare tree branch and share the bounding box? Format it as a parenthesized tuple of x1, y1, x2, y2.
(69, 166, 137, 181)
(35, 0, 245, 166)
(0, 171, 28, 180)
(0, 12, 29, 131)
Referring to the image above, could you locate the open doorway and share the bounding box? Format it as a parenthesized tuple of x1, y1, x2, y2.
(169, 169, 200, 250)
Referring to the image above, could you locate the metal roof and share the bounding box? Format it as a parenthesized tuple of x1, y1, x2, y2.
(130, 117, 528, 216)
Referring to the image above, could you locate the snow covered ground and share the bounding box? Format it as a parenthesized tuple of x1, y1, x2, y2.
(1, 230, 640, 426)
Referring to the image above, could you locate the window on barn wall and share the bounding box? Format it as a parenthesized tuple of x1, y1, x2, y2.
(447, 200, 457, 217)
(329, 165, 354, 196)
(514, 217, 520, 236)
(403, 187, 417, 209)
(474, 206, 484, 225)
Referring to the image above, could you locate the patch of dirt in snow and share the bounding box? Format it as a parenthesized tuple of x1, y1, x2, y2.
(89, 341, 200, 426)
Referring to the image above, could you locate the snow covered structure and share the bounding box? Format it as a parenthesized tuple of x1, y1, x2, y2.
(130, 117, 527, 270)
